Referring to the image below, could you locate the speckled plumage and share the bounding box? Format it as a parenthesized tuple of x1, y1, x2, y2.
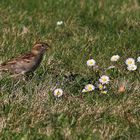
(0, 42, 49, 75)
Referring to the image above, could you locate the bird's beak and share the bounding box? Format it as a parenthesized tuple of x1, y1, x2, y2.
(46, 44, 50, 50)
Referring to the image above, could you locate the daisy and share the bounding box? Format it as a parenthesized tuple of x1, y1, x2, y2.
(125, 58, 135, 66)
(111, 55, 120, 62)
(99, 75, 110, 84)
(137, 56, 140, 62)
(87, 59, 96, 67)
(85, 84, 95, 92)
(82, 89, 88, 93)
(127, 64, 137, 71)
(53, 88, 63, 97)
(98, 84, 106, 90)
(56, 21, 63, 26)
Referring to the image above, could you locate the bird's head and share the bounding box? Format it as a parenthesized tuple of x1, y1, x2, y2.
(31, 42, 50, 55)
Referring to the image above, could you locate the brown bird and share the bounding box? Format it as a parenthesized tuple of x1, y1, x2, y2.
(0, 42, 49, 77)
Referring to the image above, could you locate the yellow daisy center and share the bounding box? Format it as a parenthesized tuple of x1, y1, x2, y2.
(87, 86, 93, 91)
(102, 78, 107, 82)
(128, 61, 133, 65)
(89, 61, 93, 65)
(57, 91, 61, 95)
(99, 85, 103, 89)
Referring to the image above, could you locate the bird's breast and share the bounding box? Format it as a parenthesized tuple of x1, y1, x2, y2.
(28, 55, 43, 72)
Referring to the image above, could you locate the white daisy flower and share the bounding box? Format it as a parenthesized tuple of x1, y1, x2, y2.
(56, 21, 63, 26)
(99, 75, 110, 84)
(137, 56, 140, 62)
(53, 88, 63, 97)
(87, 59, 96, 67)
(82, 89, 88, 93)
(127, 64, 137, 71)
(85, 84, 95, 92)
(111, 55, 120, 62)
(125, 58, 135, 66)
(98, 84, 106, 90)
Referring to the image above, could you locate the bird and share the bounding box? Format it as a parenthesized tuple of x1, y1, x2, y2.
(0, 42, 49, 77)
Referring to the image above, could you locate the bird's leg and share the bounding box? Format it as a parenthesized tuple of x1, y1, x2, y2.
(25, 72, 34, 81)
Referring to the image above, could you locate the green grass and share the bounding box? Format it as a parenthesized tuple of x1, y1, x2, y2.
(0, 0, 140, 139)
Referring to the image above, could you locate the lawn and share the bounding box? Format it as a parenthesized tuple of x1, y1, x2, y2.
(0, 0, 140, 139)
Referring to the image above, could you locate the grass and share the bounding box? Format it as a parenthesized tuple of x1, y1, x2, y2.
(0, 0, 140, 139)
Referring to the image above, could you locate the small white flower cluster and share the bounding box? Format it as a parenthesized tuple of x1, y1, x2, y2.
(82, 75, 110, 94)
(98, 75, 110, 94)
(110, 54, 139, 71)
(83, 58, 110, 94)
(52, 55, 139, 97)
(125, 58, 137, 71)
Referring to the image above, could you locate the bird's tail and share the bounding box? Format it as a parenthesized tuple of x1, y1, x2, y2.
(0, 65, 3, 71)
(0, 64, 7, 72)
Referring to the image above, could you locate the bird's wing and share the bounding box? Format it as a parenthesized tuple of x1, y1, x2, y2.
(18, 52, 35, 60)
(0, 52, 35, 71)
(1, 52, 35, 65)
